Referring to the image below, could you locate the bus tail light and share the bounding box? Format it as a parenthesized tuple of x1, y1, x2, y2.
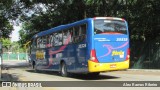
(90, 49, 99, 63)
(122, 18, 125, 21)
(126, 48, 130, 60)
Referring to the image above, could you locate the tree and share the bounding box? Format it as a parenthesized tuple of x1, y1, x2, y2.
(0, 38, 11, 52)
(0, 0, 17, 38)
(0, 16, 13, 38)
(15, 0, 160, 45)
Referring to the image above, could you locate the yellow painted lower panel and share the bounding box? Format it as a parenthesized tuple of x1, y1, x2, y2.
(88, 60, 130, 72)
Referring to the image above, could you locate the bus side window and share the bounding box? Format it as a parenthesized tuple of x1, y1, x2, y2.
(73, 26, 80, 43)
(79, 24, 87, 42)
(48, 34, 54, 47)
(53, 33, 58, 46)
(52, 33, 56, 46)
(63, 29, 73, 45)
(37, 38, 41, 48)
(63, 30, 68, 45)
(69, 28, 73, 44)
(54, 32, 63, 46)
(39, 37, 45, 48)
(31, 39, 36, 49)
(43, 36, 47, 48)
(58, 31, 63, 46)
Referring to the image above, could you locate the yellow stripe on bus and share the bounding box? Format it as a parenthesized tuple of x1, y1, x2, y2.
(88, 60, 129, 72)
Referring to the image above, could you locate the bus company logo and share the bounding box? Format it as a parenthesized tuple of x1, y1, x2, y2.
(112, 50, 124, 58)
(99, 41, 128, 58)
(36, 50, 45, 59)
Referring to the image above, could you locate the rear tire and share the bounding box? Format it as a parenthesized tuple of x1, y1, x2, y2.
(61, 62, 68, 77)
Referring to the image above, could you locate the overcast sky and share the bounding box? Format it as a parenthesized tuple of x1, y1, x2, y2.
(10, 26, 20, 42)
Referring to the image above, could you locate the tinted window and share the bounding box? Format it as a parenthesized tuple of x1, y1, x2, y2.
(72, 24, 87, 43)
(36, 37, 47, 48)
(53, 32, 62, 46)
(94, 19, 127, 34)
(63, 28, 73, 45)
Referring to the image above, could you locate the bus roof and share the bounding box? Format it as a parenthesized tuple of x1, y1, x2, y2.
(31, 17, 125, 39)
(32, 18, 92, 39)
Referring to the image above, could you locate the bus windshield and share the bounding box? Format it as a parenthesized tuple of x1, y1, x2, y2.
(94, 19, 127, 34)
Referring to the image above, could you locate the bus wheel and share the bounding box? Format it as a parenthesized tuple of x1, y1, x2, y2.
(61, 62, 68, 77)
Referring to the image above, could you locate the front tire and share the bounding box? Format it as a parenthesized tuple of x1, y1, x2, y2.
(61, 62, 68, 77)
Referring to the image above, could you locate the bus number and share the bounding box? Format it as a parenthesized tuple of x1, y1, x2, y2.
(116, 38, 128, 41)
(78, 44, 86, 48)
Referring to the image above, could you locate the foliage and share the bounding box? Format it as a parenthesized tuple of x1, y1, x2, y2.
(12, 41, 25, 53)
(0, 15, 13, 38)
(0, 0, 15, 38)
(1, 0, 160, 47)
(0, 38, 25, 53)
(1, 0, 159, 68)
(0, 38, 11, 48)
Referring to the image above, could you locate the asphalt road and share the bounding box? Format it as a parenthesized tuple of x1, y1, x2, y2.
(1, 60, 160, 90)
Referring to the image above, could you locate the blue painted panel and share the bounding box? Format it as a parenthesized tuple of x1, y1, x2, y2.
(94, 34, 129, 63)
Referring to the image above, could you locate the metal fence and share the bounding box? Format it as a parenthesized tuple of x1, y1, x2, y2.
(2, 53, 28, 60)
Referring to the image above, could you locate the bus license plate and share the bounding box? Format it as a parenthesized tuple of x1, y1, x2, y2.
(110, 64, 116, 68)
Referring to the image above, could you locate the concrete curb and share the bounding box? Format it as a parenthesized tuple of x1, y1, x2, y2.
(128, 69, 160, 72)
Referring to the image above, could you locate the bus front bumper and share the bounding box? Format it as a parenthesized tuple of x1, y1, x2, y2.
(88, 60, 129, 72)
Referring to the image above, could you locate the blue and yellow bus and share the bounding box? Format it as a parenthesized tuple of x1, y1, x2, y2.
(29, 17, 130, 76)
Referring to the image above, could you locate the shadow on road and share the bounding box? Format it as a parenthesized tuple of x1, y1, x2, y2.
(2, 60, 120, 80)
(69, 73, 120, 80)
(1, 73, 20, 81)
(26, 69, 120, 80)
(1, 61, 29, 81)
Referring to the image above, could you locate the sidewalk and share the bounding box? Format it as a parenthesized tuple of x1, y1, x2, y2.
(128, 69, 160, 72)
(1, 60, 27, 81)
(1, 60, 29, 69)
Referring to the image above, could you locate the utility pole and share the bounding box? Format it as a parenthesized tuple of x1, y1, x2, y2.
(0, 30, 3, 78)
(17, 45, 19, 60)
